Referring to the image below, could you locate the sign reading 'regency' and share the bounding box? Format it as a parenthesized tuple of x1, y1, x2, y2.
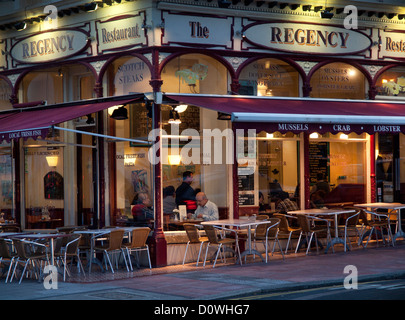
(10, 29, 89, 64)
(243, 22, 372, 55)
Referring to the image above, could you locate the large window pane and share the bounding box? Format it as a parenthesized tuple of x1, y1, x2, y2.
(238, 58, 300, 97)
(310, 62, 366, 99)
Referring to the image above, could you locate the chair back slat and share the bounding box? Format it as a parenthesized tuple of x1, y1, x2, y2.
(65, 234, 82, 255)
(203, 225, 219, 244)
(0, 239, 12, 259)
(130, 227, 150, 248)
(297, 215, 311, 232)
(183, 224, 201, 243)
(108, 229, 125, 251)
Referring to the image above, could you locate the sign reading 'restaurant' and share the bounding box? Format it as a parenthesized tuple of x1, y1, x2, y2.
(10, 29, 89, 64)
(242, 22, 372, 55)
(95, 14, 146, 54)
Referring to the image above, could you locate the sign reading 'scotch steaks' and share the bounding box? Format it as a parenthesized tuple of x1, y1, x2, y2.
(10, 29, 89, 64)
(242, 22, 372, 55)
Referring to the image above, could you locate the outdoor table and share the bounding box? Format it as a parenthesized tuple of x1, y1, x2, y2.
(288, 208, 356, 253)
(354, 202, 405, 243)
(73, 229, 111, 273)
(201, 218, 273, 262)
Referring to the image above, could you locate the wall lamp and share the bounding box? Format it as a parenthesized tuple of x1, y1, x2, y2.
(14, 21, 27, 31)
(83, 2, 98, 12)
(141, 23, 152, 30)
(320, 10, 334, 19)
(218, 0, 232, 8)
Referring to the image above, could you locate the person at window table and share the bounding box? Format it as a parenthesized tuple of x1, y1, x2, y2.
(276, 191, 298, 214)
(131, 192, 154, 228)
(175, 171, 196, 208)
(188, 192, 219, 221)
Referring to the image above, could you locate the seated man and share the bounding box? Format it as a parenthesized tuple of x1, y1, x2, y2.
(189, 192, 219, 221)
(276, 191, 298, 214)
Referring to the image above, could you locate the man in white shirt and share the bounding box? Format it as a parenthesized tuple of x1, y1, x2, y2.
(190, 192, 219, 221)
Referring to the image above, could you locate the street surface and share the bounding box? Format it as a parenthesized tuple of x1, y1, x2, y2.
(236, 278, 405, 300)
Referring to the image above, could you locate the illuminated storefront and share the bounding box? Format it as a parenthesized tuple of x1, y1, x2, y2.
(0, 0, 405, 266)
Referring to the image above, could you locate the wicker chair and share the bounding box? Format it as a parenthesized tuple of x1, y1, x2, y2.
(337, 209, 363, 251)
(296, 214, 332, 255)
(363, 210, 394, 248)
(273, 213, 302, 254)
(121, 227, 151, 270)
(253, 218, 285, 263)
(0, 238, 16, 283)
(202, 225, 241, 268)
(182, 223, 208, 266)
(10, 239, 49, 284)
(94, 229, 129, 273)
(55, 234, 85, 281)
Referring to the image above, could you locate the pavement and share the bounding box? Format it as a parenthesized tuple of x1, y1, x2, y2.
(1, 241, 405, 301)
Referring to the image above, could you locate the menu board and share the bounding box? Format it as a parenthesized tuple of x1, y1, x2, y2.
(238, 166, 255, 206)
(309, 142, 329, 184)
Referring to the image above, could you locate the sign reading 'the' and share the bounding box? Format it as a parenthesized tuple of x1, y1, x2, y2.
(162, 11, 233, 49)
(10, 29, 90, 64)
(242, 22, 372, 55)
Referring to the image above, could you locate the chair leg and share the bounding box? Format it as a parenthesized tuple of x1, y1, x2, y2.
(203, 243, 210, 267)
(285, 232, 292, 254)
(183, 241, 190, 266)
(295, 231, 303, 253)
(5, 258, 14, 283)
(306, 233, 314, 255)
(126, 248, 133, 271)
(104, 250, 114, 274)
(146, 246, 152, 269)
(213, 244, 222, 268)
(196, 242, 204, 267)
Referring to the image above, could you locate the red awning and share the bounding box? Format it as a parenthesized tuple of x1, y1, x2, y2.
(166, 94, 405, 134)
(0, 96, 142, 142)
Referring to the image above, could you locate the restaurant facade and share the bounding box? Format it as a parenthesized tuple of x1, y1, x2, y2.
(0, 0, 405, 266)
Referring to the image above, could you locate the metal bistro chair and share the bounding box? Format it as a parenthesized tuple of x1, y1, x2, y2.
(202, 225, 242, 268)
(94, 229, 129, 273)
(253, 218, 285, 263)
(182, 223, 208, 266)
(121, 227, 152, 271)
(296, 214, 332, 255)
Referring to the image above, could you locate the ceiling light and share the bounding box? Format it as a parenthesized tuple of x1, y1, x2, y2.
(111, 106, 128, 120)
(175, 104, 188, 113)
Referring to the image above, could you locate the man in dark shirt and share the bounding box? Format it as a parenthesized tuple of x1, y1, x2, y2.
(175, 171, 195, 208)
